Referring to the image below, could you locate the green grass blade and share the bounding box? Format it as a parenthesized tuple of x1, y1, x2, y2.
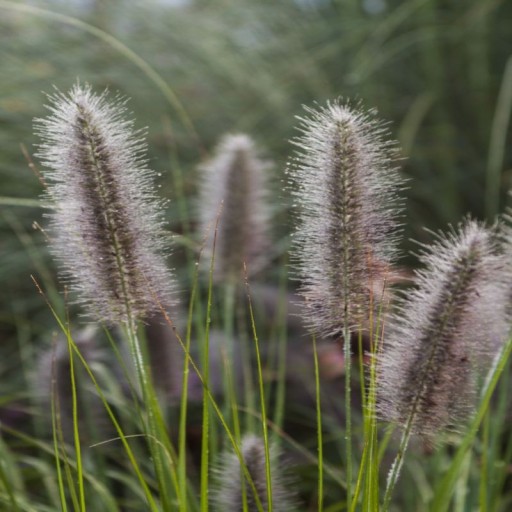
(245, 271, 273, 511)
(65, 330, 86, 512)
(178, 268, 198, 512)
(485, 55, 512, 219)
(312, 335, 324, 512)
(271, 269, 290, 437)
(479, 409, 490, 512)
(200, 220, 217, 512)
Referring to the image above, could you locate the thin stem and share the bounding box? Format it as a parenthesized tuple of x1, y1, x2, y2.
(177, 265, 198, 512)
(66, 331, 86, 512)
(479, 410, 490, 512)
(343, 322, 352, 505)
(312, 335, 324, 512)
(245, 270, 273, 511)
(223, 281, 237, 431)
(272, 269, 290, 436)
(200, 213, 218, 512)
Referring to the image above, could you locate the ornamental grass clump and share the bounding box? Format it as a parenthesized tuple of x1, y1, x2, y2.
(287, 100, 404, 339)
(198, 134, 270, 282)
(34, 83, 175, 325)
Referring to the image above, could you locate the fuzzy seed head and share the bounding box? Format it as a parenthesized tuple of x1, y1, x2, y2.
(213, 435, 297, 512)
(198, 134, 270, 281)
(377, 220, 510, 438)
(35, 84, 175, 324)
(287, 100, 404, 338)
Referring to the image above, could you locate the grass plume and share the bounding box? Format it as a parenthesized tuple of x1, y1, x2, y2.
(378, 220, 510, 509)
(198, 134, 270, 282)
(35, 83, 175, 325)
(287, 100, 404, 339)
(378, 220, 509, 438)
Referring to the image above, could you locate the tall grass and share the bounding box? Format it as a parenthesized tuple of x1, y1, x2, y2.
(1, 1, 512, 511)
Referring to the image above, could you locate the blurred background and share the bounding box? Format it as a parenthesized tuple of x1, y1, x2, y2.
(1, 0, 511, 453)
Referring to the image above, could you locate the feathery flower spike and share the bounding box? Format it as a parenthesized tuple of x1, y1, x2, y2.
(377, 220, 510, 438)
(198, 134, 269, 281)
(35, 83, 175, 324)
(213, 435, 297, 512)
(288, 100, 404, 338)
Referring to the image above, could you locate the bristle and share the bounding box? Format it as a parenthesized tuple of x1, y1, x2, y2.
(35, 83, 175, 324)
(287, 100, 404, 338)
(212, 435, 297, 512)
(377, 220, 510, 438)
(198, 134, 270, 281)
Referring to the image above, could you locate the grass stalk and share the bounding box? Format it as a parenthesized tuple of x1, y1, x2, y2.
(312, 334, 324, 512)
(222, 281, 237, 432)
(200, 218, 218, 512)
(343, 322, 353, 506)
(245, 270, 273, 511)
(65, 330, 86, 512)
(488, 363, 512, 510)
(271, 268, 290, 436)
(177, 263, 200, 512)
(49, 358, 70, 512)
(49, 337, 81, 512)
(364, 336, 381, 510)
